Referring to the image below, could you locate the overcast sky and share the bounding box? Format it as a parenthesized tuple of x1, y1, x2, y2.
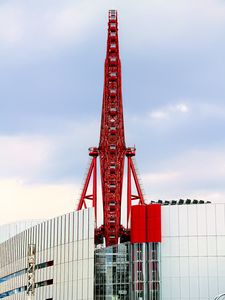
(0, 0, 225, 225)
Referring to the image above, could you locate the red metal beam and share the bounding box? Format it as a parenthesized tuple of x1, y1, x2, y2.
(76, 11, 146, 246)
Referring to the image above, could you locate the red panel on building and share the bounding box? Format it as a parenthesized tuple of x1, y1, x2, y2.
(131, 205, 147, 243)
(146, 204, 161, 242)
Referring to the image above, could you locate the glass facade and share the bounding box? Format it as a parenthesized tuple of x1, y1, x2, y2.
(95, 242, 161, 300)
(147, 243, 160, 300)
(132, 243, 160, 300)
(95, 243, 131, 299)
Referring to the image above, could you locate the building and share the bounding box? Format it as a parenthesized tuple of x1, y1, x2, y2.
(0, 209, 95, 299)
(0, 221, 44, 244)
(161, 202, 225, 300)
(1, 202, 225, 299)
(94, 202, 225, 300)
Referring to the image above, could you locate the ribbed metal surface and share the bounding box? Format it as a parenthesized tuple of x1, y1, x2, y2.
(0, 209, 95, 299)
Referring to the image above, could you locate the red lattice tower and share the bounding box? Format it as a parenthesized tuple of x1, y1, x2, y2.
(77, 10, 145, 246)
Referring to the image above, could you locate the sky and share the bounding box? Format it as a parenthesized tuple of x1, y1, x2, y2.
(0, 0, 225, 225)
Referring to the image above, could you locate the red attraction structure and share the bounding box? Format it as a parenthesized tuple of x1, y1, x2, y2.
(77, 10, 145, 246)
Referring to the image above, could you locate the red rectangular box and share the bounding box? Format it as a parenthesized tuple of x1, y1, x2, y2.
(146, 204, 161, 242)
(131, 205, 147, 243)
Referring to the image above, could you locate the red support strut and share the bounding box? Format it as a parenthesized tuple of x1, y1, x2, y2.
(77, 147, 98, 219)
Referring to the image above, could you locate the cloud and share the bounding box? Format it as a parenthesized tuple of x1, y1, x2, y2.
(0, 0, 224, 226)
(199, 103, 225, 119)
(141, 148, 225, 203)
(156, 101, 225, 120)
(143, 171, 181, 185)
(0, 0, 225, 62)
(0, 135, 54, 182)
(176, 104, 189, 113)
(45, 1, 101, 44)
(0, 119, 99, 183)
(121, 0, 225, 53)
(0, 179, 79, 225)
(0, 3, 25, 46)
(149, 102, 189, 120)
(0, 121, 99, 225)
(129, 101, 225, 131)
(0, 0, 103, 62)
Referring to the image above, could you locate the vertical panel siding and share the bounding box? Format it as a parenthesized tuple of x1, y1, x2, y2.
(161, 203, 225, 300)
(0, 208, 95, 300)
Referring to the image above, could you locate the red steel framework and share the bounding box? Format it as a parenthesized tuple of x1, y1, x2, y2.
(77, 10, 145, 246)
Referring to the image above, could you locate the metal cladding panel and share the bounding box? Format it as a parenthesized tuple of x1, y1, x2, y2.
(146, 204, 161, 242)
(0, 208, 95, 300)
(131, 205, 147, 243)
